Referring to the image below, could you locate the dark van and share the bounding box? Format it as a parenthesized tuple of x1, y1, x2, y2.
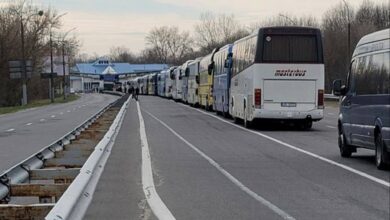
(333, 28, 390, 170)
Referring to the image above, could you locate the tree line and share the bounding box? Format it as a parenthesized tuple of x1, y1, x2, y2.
(108, 0, 389, 93)
(0, 1, 79, 107)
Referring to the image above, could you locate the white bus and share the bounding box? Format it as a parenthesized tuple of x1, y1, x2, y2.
(165, 67, 175, 98)
(187, 58, 202, 106)
(230, 27, 325, 129)
(171, 66, 182, 101)
(181, 60, 194, 104)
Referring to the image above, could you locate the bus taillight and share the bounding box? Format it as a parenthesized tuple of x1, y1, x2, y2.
(318, 89, 324, 109)
(255, 89, 261, 108)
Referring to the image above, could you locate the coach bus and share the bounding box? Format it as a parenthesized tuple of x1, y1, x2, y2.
(157, 72, 165, 96)
(172, 66, 182, 101)
(230, 26, 324, 129)
(165, 67, 175, 98)
(199, 48, 220, 110)
(181, 60, 194, 104)
(148, 73, 157, 95)
(187, 58, 202, 106)
(213, 44, 233, 117)
(333, 28, 390, 169)
(140, 75, 148, 95)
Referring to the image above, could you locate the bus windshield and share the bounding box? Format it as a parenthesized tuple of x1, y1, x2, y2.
(262, 35, 319, 63)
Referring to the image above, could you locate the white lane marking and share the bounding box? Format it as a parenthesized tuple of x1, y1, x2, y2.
(51, 115, 56, 118)
(326, 125, 337, 129)
(40, 119, 45, 122)
(142, 108, 295, 220)
(26, 123, 32, 126)
(136, 102, 176, 220)
(5, 128, 15, 132)
(179, 103, 390, 188)
(67, 110, 71, 113)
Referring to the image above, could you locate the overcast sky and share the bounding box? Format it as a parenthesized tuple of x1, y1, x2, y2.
(25, 0, 388, 55)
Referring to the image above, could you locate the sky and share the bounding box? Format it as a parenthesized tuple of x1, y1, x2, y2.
(7, 0, 387, 56)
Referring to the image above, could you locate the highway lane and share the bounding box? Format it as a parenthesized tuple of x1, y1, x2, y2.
(0, 93, 118, 172)
(136, 96, 388, 220)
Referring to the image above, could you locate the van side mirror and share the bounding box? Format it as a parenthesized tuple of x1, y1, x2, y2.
(333, 79, 346, 96)
(208, 62, 214, 75)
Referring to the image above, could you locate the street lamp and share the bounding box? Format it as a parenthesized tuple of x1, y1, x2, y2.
(278, 14, 297, 26)
(20, 9, 44, 105)
(342, 0, 351, 59)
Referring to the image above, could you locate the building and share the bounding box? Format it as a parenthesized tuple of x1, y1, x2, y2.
(70, 58, 168, 92)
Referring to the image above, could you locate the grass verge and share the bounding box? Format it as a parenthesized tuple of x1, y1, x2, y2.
(0, 94, 80, 115)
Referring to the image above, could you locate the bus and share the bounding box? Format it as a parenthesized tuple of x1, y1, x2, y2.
(148, 73, 157, 95)
(213, 44, 233, 117)
(230, 26, 324, 129)
(333, 28, 390, 169)
(199, 48, 219, 110)
(165, 67, 175, 98)
(140, 75, 148, 95)
(187, 58, 202, 106)
(157, 72, 165, 96)
(181, 60, 193, 104)
(171, 67, 182, 101)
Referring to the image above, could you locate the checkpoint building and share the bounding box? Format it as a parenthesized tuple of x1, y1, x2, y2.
(70, 58, 168, 92)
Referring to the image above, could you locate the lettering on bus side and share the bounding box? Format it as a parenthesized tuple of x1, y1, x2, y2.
(274, 69, 307, 77)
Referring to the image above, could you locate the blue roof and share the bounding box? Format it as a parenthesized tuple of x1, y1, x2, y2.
(74, 58, 168, 75)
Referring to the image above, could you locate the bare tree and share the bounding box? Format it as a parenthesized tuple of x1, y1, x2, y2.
(145, 26, 194, 65)
(194, 12, 248, 53)
(109, 46, 138, 63)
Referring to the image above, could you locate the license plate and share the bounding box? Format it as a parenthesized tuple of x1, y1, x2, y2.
(281, 102, 297, 107)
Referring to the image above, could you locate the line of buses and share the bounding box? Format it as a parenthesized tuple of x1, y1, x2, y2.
(130, 26, 325, 129)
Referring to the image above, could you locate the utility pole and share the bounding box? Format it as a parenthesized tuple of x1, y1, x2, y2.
(50, 28, 54, 103)
(59, 27, 76, 100)
(342, 0, 351, 59)
(19, 9, 43, 105)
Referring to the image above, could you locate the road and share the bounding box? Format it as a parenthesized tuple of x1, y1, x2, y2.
(0, 93, 118, 173)
(86, 95, 389, 220)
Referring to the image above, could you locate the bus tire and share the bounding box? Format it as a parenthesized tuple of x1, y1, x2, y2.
(338, 126, 353, 158)
(375, 132, 389, 170)
(233, 116, 240, 124)
(244, 112, 251, 128)
(303, 120, 312, 130)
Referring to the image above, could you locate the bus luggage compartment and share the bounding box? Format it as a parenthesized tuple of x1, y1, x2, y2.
(262, 79, 316, 111)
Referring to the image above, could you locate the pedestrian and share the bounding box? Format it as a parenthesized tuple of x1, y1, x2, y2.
(134, 87, 139, 101)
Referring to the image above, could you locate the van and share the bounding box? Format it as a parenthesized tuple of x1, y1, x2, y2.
(333, 28, 390, 169)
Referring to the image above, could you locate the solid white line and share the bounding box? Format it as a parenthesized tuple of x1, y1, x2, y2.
(5, 128, 15, 132)
(26, 123, 32, 126)
(137, 102, 176, 220)
(180, 104, 390, 188)
(142, 108, 295, 220)
(326, 125, 337, 129)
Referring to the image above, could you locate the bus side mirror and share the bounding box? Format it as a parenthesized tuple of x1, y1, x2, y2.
(208, 62, 214, 75)
(333, 79, 346, 96)
(196, 75, 199, 84)
(185, 68, 190, 77)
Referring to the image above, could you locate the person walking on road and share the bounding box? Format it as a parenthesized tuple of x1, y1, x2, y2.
(133, 87, 139, 101)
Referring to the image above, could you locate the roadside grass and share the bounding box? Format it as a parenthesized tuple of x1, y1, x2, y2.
(0, 94, 80, 115)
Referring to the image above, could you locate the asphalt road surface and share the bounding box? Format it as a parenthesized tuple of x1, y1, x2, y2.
(87, 95, 389, 220)
(0, 93, 118, 173)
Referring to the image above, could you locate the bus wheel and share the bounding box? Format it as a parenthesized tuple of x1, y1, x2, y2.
(303, 120, 312, 130)
(375, 132, 389, 170)
(338, 127, 353, 158)
(233, 116, 240, 124)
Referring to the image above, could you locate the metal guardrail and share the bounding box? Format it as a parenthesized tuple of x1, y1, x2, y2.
(45, 95, 130, 220)
(0, 93, 125, 202)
